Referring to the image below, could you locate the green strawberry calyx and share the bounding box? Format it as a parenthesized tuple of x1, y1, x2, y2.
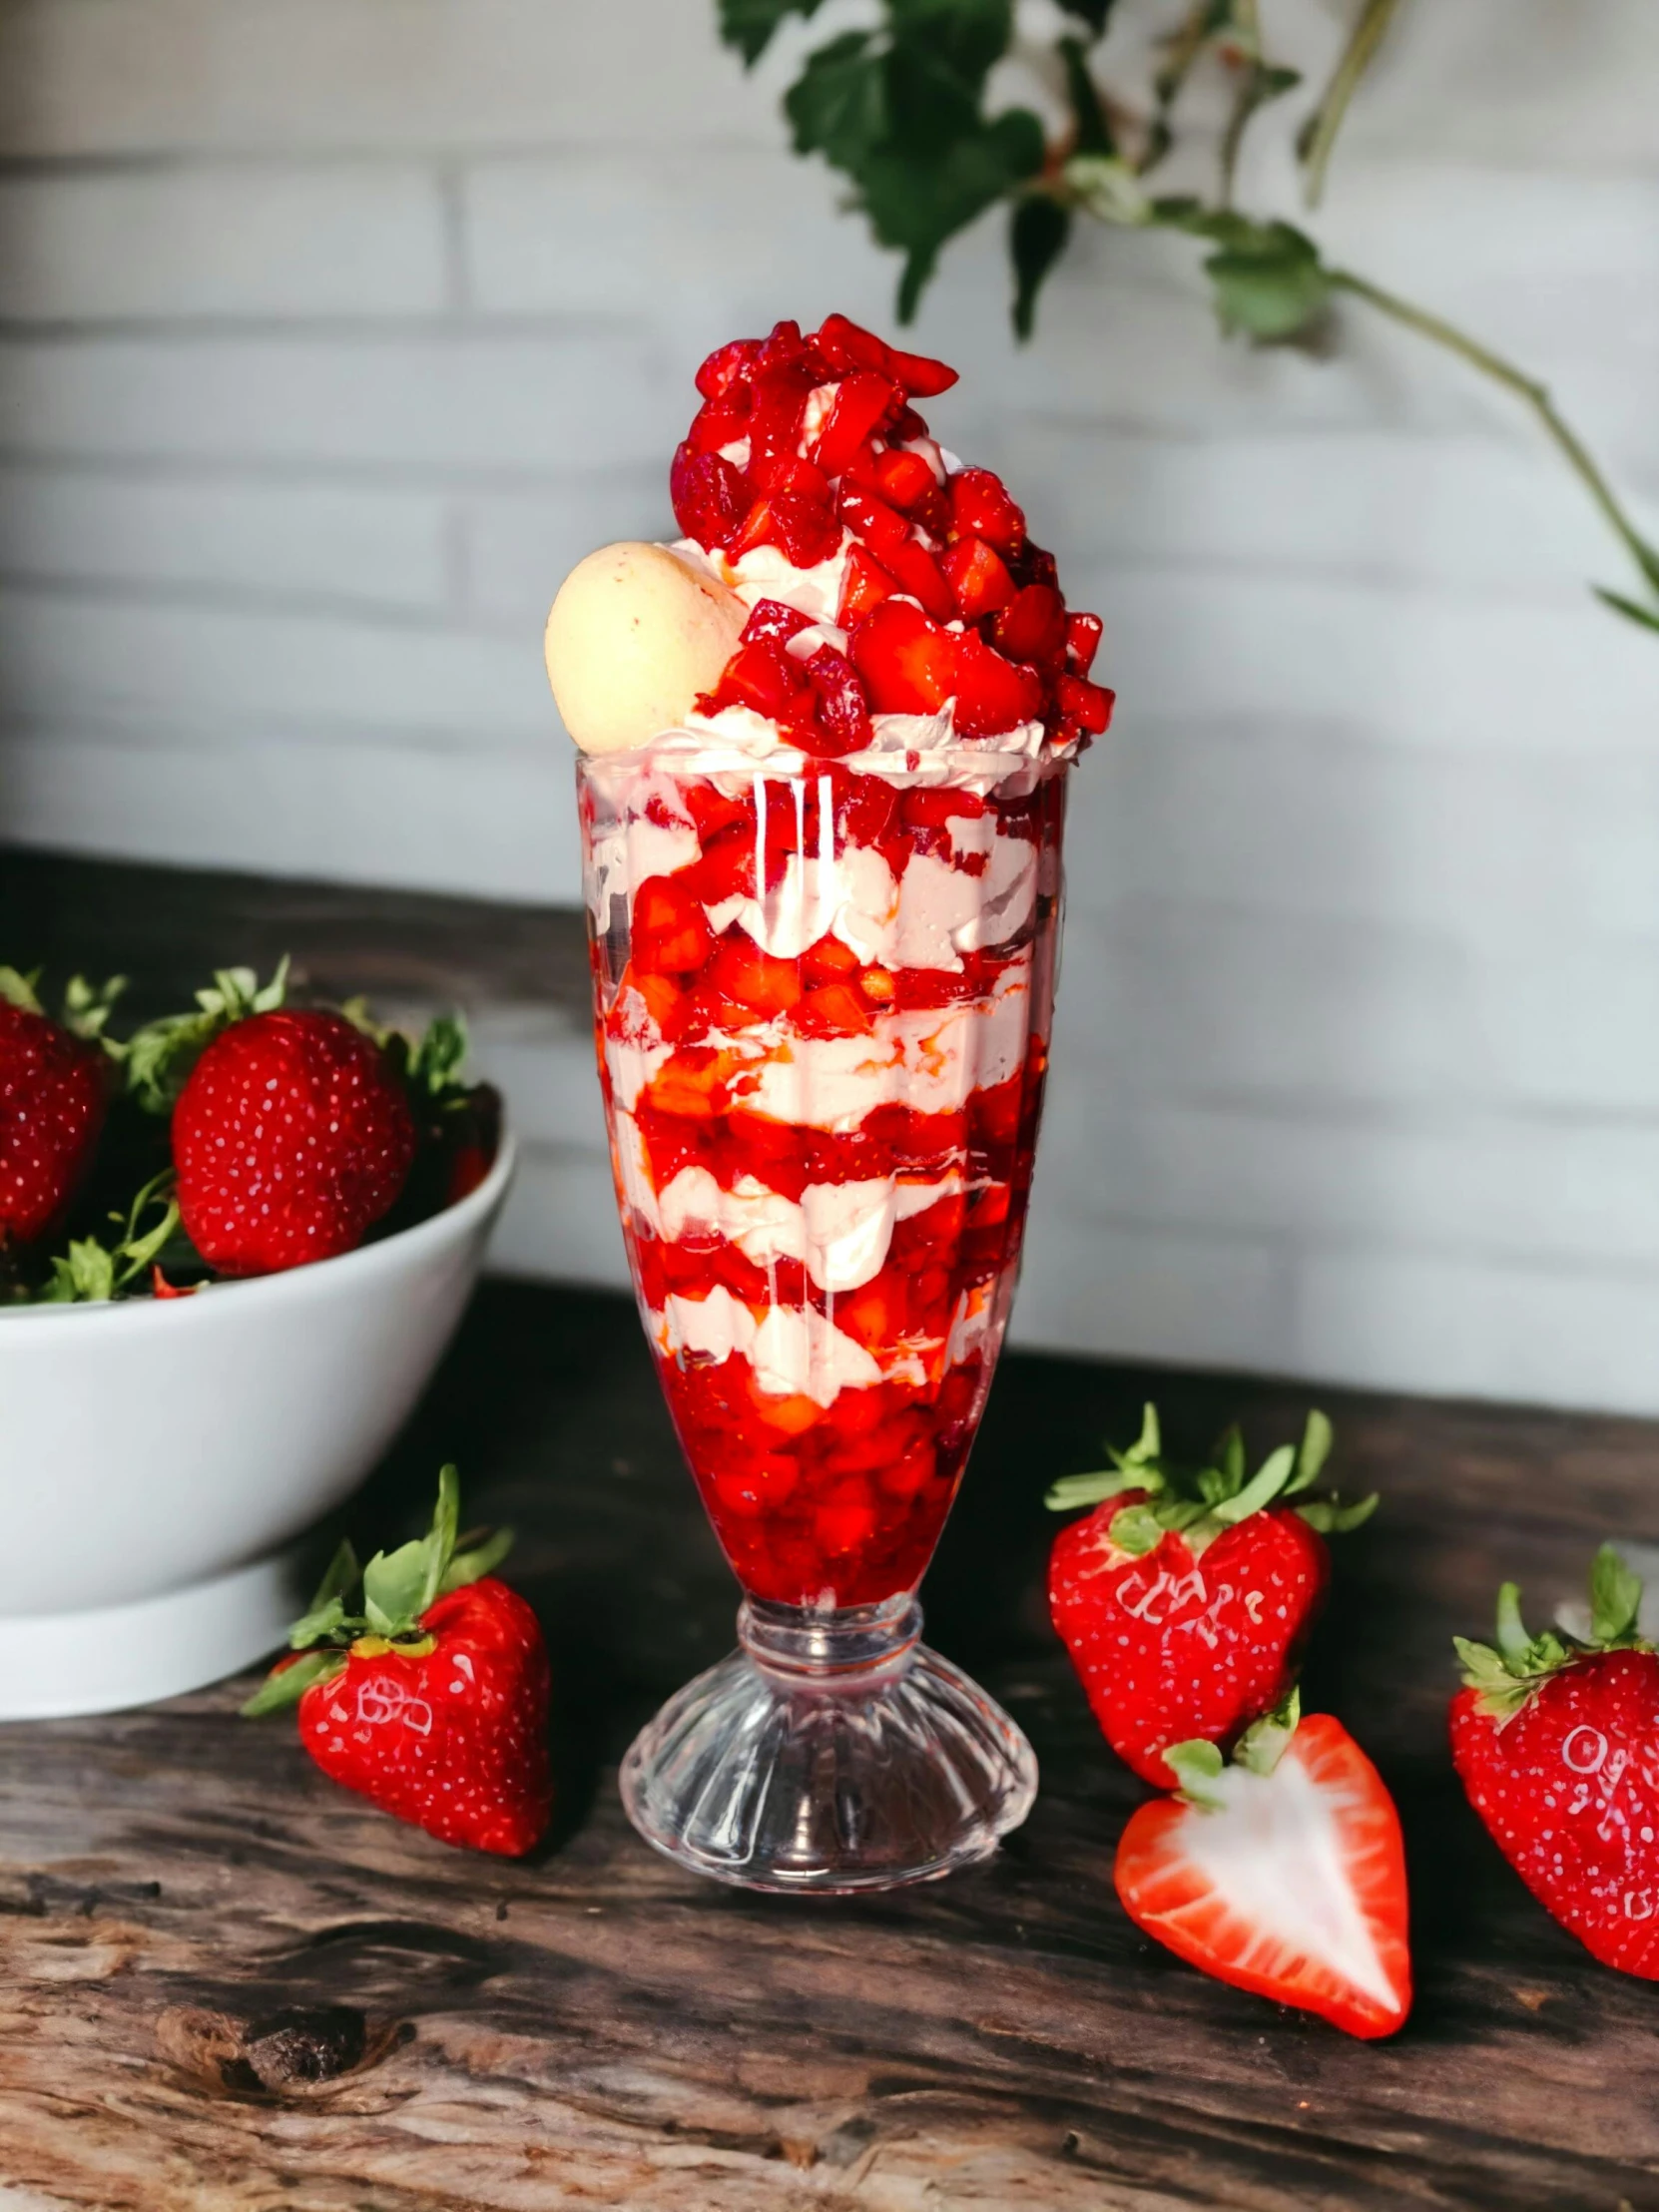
(38, 1168, 181, 1305)
(1044, 1403, 1377, 1558)
(1164, 1688, 1303, 1809)
(125, 959, 290, 1114)
(242, 1464, 515, 1717)
(2, 966, 129, 1054)
(1455, 1544, 1648, 1727)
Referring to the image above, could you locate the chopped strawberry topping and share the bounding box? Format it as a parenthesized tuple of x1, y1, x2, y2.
(874, 447, 938, 511)
(803, 645, 873, 757)
(948, 467, 1026, 554)
(1065, 610, 1104, 675)
(837, 543, 899, 627)
(811, 371, 900, 478)
(952, 630, 1045, 737)
(849, 599, 955, 716)
(940, 536, 1016, 621)
(741, 598, 814, 647)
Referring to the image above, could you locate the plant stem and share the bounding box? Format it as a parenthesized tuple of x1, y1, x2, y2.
(1299, 0, 1402, 208)
(1330, 266, 1659, 599)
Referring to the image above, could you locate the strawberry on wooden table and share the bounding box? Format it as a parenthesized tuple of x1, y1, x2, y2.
(1450, 1546, 1659, 1978)
(1047, 1405, 1376, 1786)
(0, 966, 122, 1255)
(245, 1466, 551, 1857)
(1116, 1695, 1412, 2040)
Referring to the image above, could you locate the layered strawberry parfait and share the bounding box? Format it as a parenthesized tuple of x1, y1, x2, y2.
(555, 314, 1109, 1619)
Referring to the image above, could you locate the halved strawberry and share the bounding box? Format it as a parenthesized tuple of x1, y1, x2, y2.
(948, 467, 1026, 554)
(951, 631, 1045, 737)
(940, 536, 1016, 621)
(992, 583, 1068, 667)
(849, 599, 955, 716)
(671, 443, 748, 551)
(1115, 1700, 1412, 2040)
(811, 372, 900, 478)
(837, 543, 899, 627)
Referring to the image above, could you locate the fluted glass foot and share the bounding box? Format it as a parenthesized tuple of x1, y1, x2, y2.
(619, 1595, 1037, 1893)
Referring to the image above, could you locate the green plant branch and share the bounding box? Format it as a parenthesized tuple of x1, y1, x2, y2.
(1298, 0, 1403, 208)
(1329, 266, 1659, 612)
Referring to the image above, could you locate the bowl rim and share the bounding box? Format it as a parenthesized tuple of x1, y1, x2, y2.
(0, 1126, 518, 1333)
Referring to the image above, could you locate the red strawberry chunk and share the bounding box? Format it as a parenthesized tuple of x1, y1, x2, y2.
(1058, 672, 1115, 735)
(741, 598, 814, 647)
(696, 337, 762, 400)
(849, 599, 955, 716)
(748, 451, 832, 505)
(671, 443, 748, 551)
(812, 371, 900, 478)
(804, 645, 873, 757)
(835, 481, 911, 561)
(874, 447, 939, 511)
(837, 543, 900, 627)
(885, 341, 959, 398)
(991, 582, 1068, 666)
(940, 535, 1016, 621)
(948, 467, 1026, 554)
(1066, 609, 1104, 675)
(699, 637, 817, 728)
(1115, 1714, 1411, 2040)
(951, 631, 1045, 737)
(708, 938, 804, 1018)
(881, 536, 955, 623)
(686, 385, 753, 456)
(811, 313, 891, 376)
(730, 492, 839, 569)
(633, 875, 715, 976)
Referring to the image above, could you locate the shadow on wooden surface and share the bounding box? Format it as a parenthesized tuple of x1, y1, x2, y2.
(2, 1279, 1658, 2208)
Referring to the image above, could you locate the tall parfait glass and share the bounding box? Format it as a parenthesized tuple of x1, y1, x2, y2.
(581, 727, 1068, 1890)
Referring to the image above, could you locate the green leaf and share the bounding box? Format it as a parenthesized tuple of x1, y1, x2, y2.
(407, 1013, 470, 1099)
(286, 1541, 362, 1648)
(1043, 1464, 1151, 1512)
(0, 967, 43, 1015)
(362, 1539, 434, 1637)
(1285, 1408, 1334, 1494)
(718, 0, 827, 67)
(888, 0, 1012, 89)
(862, 109, 1046, 323)
(1107, 1501, 1167, 1557)
(60, 973, 127, 1045)
(1493, 1580, 1531, 1666)
(1211, 1442, 1296, 1524)
(241, 1647, 346, 1719)
(41, 1238, 117, 1304)
(1590, 1542, 1644, 1646)
(1010, 196, 1070, 341)
(1595, 586, 1659, 635)
(1124, 1402, 1162, 1466)
(1205, 233, 1332, 340)
(1058, 34, 1113, 156)
(1164, 1739, 1226, 1807)
(1453, 1636, 1532, 1723)
(441, 1526, 516, 1594)
(1235, 1685, 1300, 1776)
(421, 1464, 462, 1613)
(1294, 1491, 1378, 1534)
(124, 958, 289, 1114)
(786, 30, 884, 166)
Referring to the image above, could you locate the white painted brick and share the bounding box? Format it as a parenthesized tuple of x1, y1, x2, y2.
(0, 585, 549, 747)
(1290, 1248, 1659, 1418)
(0, 466, 447, 612)
(1007, 1209, 1296, 1378)
(1036, 1090, 1659, 1272)
(1068, 725, 1659, 947)
(487, 1142, 628, 1288)
(0, 333, 670, 472)
(0, 728, 580, 904)
(0, 0, 768, 157)
(457, 475, 665, 628)
(0, 166, 447, 320)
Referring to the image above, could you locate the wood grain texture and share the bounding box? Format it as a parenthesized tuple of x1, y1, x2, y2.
(2, 1280, 1659, 2209)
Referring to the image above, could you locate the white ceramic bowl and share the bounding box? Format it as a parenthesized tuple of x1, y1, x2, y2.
(0, 1135, 515, 1719)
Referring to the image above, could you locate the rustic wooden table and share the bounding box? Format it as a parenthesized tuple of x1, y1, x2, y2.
(4, 1276, 1659, 2212)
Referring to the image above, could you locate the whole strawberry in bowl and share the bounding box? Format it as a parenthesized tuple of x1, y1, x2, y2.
(0, 966, 123, 1259)
(0, 960, 514, 1721)
(1046, 1405, 1376, 1786)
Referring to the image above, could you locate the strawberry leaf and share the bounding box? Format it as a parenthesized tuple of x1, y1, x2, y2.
(1164, 1739, 1227, 1808)
(241, 1648, 346, 1718)
(0, 967, 44, 1015)
(420, 1463, 462, 1613)
(1107, 1501, 1167, 1557)
(442, 1526, 516, 1593)
(126, 958, 289, 1113)
(1283, 1408, 1334, 1495)
(1590, 1541, 1644, 1646)
(60, 973, 127, 1048)
(1235, 1685, 1301, 1776)
(40, 1238, 116, 1304)
(1211, 1442, 1296, 1524)
(362, 1540, 433, 1637)
(1295, 1491, 1378, 1534)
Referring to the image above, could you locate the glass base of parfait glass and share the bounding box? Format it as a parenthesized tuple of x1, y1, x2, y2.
(619, 1594, 1037, 1893)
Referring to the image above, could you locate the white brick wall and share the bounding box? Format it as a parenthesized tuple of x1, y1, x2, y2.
(3, 0, 1659, 1413)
